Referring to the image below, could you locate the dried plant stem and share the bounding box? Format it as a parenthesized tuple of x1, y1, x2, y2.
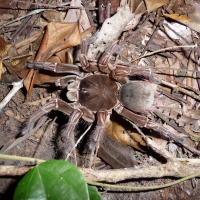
(132, 44, 197, 62)
(65, 124, 92, 161)
(0, 165, 33, 176)
(0, 79, 23, 112)
(0, 116, 50, 153)
(0, 9, 45, 29)
(161, 80, 200, 101)
(140, 24, 160, 56)
(0, 154, 44, 164)
(87, 172, 200, 191)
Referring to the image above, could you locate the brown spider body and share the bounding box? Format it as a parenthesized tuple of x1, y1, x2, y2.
(119, 81, 155, 113)
(24, 42, 186, 167)
(79, 74, 118, 111)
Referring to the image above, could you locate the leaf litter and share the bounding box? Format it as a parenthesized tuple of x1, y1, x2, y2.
(1, 0, 200, 199)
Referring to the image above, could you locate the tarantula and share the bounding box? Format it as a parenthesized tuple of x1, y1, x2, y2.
(23, 38, 185, 167)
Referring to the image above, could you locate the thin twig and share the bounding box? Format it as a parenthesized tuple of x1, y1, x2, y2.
(0, 9, 45, 29)
(0, 154, 44, 164)
(132, 44, 197, 62)
(128, 120, 146, 138)
(161, 79, 200, 101)
(65, 124, 92, 161)
(87, 172, 200, 191)
(140, 24, 160, 56)
(0, 116, 50, 153)
(159, 20, 190, 45)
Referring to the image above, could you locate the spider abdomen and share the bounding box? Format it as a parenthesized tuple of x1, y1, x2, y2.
(119, 81, 154, 113)
(79, 74, 118, 111)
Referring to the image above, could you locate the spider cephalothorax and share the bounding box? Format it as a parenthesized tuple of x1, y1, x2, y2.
(78, 74, 118, 111)
(23, 41, 185, 167)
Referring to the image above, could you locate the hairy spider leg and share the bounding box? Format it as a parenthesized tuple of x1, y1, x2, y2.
(85, 110, 110, 168)
(98, 44, 123, 73)
(111, 64, 158, 83)
(22, 99, 74, 135)
(27, 62, 83, 75)
(115, 105, 186, 150)
(22, 98, 95, 165)
(60, 109, 83, 166)
(79, 37, 99, 72)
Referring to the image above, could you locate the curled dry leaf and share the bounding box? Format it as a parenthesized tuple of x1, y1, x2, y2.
(144, 0, 169, 13)
(64, 0, 91, 31)
(0, 36, 32, 80)
(24, 22, 81, 91)
(0, 37, 7, 78)
(42, 9, 63, 22)
(35, 22, 81, 61)
(99, 132, 139, 168)
(105, 120, 146, 152)
(126, 0, 146, 14)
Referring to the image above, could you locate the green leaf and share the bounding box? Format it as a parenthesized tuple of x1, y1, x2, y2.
(14, 160, 90, 200)
(88, 185, 101, 200)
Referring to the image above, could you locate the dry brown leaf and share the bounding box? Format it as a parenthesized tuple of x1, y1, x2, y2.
(15, 32, 43, 50)
(0, 36, 9, 58)
(64, 0, 91, 31)
(55, 48, 71, 63)
(106, 120, 146, 151)
(0, 33, 41, 81)
(0, 37, 33, 81)
(42, 9, 62, 22)
(128, 0, 146, 14)
(4, 57, 29, 76)
(47, 55, 61, 63)
(167, 0, 195, 15)
(35, 22, 81, 61)
(164, 13, 193, 22)
(4, 110, 25, 122)
(144, 0, 169, 12)
(24, 22, 81, 92)
(0, 60, 2, 78)
(23, 69, 35, 94)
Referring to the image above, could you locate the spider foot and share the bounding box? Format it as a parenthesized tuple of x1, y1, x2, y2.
(58, 109, 83, 165)
(85, 138, 99, 168)
(58, 130, 77, 165)
(84, 110, 109, 168)
(57, 125, 77, 166)
(27, 61, 55, 71)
